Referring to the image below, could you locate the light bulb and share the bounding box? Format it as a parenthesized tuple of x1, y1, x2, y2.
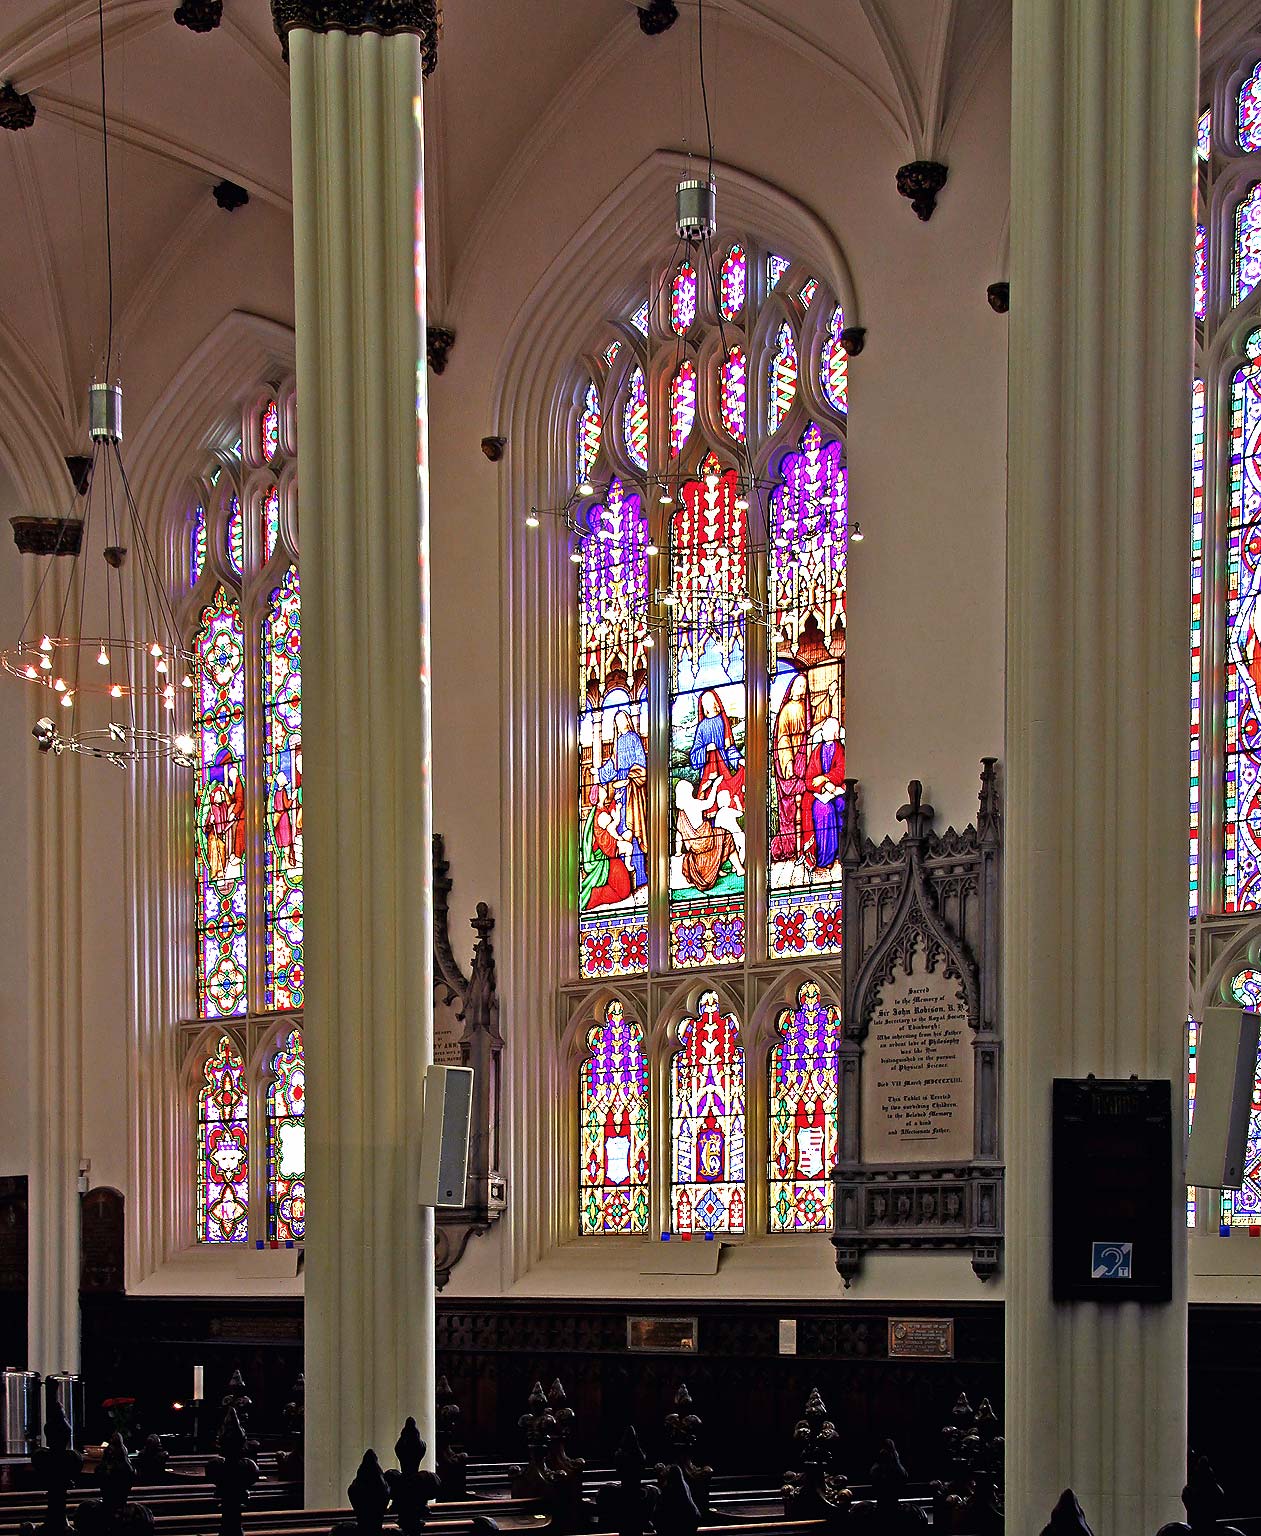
(525, 511, 540, 529)
(40, 635, 53, 652)
(174, 734, 195, 755)
(110, 684, 123, 699)
(150, 642, 162, 658)
(738, 597, 754, 612)
(704, 473, 719, 491)
(155, 657, 168, 674)
(643, 634, 655, 649)
(734, 495, 749, 512)
(97, 646, 109, 666)
(163, 684, 175, 701)
(53, 677, 66, 692)
(646, 541, 660, 556)
(61, 692, 73, 707)
(570, 549, 583, 564)
(163, 695, 174, 711)
(658, 489, 673, 505)
(182, 674, 193, 689)
(577, 478, 594, 497)
(39, 654, 52, 671)
(663, 592, 679, 608)
(23, 666, 36, 679)
(851, 522, 864, 543)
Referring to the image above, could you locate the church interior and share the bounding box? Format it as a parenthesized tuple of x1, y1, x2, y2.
(0, 1, 1250, 1534)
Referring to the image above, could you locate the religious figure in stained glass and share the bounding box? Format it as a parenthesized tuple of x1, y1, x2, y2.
(579, 480, 650, 978)
(262, 399, 280, 461)
(671, 991, 745, 1234)
(267, 1028, 305, 1242)
(768, 981, 841, 1232)
(669, 469, 747, 967)
(579, 1000, 649, 1234)
(263, 569, 303, 1011)
(198, 1036, 248, 1244)
(194, 588, 248, 1018)
(767, 426, 847, 956)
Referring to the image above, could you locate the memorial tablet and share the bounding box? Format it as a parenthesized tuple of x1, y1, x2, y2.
(862, 949, 973, 1163)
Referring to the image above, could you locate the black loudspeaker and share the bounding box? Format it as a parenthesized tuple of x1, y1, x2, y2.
(1187, 1006, 1260, 1190)
(418, 1064, 473, 1208)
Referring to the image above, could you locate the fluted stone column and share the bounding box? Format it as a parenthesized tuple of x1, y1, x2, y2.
(26, 570, 83, 1379)
(1006, 5, 1196, 1535)
(274, 1, 438, 1506)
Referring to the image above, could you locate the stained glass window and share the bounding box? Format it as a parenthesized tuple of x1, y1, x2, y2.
(799, 278, 819, 309)
(1231, 968, 1261, 1006)
(1191, 379, 1205, 916)
(1187, 1016, 1198, 1228)
(601, 340, 622, 369)
(579, 1000, 649, 1234)
(191, 504, 207, 586)
(630, 299, 650, 337)
(768, 981, 840, 1232)
(227, 495, 243, 578)
(579, 479, 650, 979)
(1199, 107, 1212, 162)
(1225, 332, 1261, 910)
(577, 381, 601, 488)
(262, 399, 280, 461)
(266, 1028, 305, 1242)
(820, 306, 848, 416)
(671, 992, 745, 1234)
(768, 425, 847, 956)
(1195, 224, 1207, 323)
(194, 588, 247, 1018)
(1241, 65, 1261, 152)
(262, 485, 280, 565)
(263, 568, 303, 1011)
(767, 321, 798, 435)
(623, 366, 649, 473)
(671, 262, 698, 335)
(1234, 185, 1261, 307)
(767, 254, 790, 292)
(1220, 1031, 1261, 1229)
(670, 361, 698, 457)
(720, 348, 748, 443)
(197, 1036, 248, 1244)
(668, 468, 747, 968)
(720, 244, 747, 321)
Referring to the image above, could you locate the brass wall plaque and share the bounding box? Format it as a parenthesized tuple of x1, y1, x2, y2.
(887, 1317, 954, 1358)
(626, 1316, 698, 1353)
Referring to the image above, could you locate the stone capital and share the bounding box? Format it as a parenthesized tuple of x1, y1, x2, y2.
(271, 0, 441, 72)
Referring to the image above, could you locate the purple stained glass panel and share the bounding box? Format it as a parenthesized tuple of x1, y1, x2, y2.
(1234, 185, 1261, 307)
(263, 568, 303, 1011)
(191, 503, 207, 586)
(720, 348, 747, 443)
(670, 360, 697, 457)
(267, 1028, 305, 1242)
(197, 1036, 248, 1244)
(623, 366, 648, 472)
(1226, 332, 1261, 910)
(768, 981, 841, 1232)
(1241, 65, 1261, 152)
(579, 1000, 649, 1234)
(671, 262, 698, 335)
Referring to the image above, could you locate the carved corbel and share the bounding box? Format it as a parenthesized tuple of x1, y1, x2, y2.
(896, 161, 948, 221)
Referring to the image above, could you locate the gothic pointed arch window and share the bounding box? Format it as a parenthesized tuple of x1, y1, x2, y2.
(768, 981, 842, 1231)
(197, 1036, 249, 1244)
(578, 1000, 650, 1234)
(182, 385, 306, 1247)
(564, 240, 848, 1237)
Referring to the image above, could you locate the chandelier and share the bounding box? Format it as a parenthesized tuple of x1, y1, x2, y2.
(1, 0, 193, 769)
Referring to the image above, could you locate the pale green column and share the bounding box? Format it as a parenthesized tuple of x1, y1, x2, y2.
(1006, 4, 1196, 1533)
(278, 5, 436, 1506)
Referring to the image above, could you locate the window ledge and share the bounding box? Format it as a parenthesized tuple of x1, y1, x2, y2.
(128, 1242, 303, 1297)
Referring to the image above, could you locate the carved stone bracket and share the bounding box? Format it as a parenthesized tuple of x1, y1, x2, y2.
(896, 161, 948, 221)
(213, 180, 250, 211)
(432, 833, 505, 1289)
(66, 455, 92, 496)
(270, 1, 440, 74)
(0, 81, 36, 131)
(840, 326, 867, 357)
(173, 0, 223, 29)
(833, 760, 1003, 1285)
(427, 326, 455, 375)
(637, 0, 679, 33)
(11, 516, 84, 556)
(986, 282, 1009, 314)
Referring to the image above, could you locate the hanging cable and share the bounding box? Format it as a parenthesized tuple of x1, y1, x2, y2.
(97, 0, 115, 379)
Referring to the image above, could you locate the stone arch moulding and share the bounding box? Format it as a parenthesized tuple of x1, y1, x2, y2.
(832, 760, 1003, 1287)
(492, 152, 861, 1284)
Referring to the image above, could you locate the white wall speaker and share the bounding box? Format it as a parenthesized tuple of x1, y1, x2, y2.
(1187, 1006, 1260, 1189)
(418, 1064, 474, 1208)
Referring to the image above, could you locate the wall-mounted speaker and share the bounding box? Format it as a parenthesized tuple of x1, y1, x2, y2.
(1187, 1006, 1260, 1190)
(418, 1064, 474, 1208)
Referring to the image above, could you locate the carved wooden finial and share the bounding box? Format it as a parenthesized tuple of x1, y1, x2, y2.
(896, 781, 934, 842)
(655, 1465, 701, 1536)
(386, 1419, 440, 1536)
(597, 1427, 658, 1536)
(206, 1410, 259, 1536)
(1040, 1490, 1095, 1536)
(343, 1450, 391, 1536)
(978, 757, 1001, 844)
(435, 1376, 468, 1499)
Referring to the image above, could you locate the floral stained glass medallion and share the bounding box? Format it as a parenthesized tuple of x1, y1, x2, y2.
(267, 1028, 305, 1242)
(720, 244, 747, 321)
(768, 982, 841, 1231)
(263, 568, 303, 1011)
(671, 992, 745, 1234)
(671, 262, 698, 335)
(579, 1000, 649, 1234)
(579, 480, 650, 978)
(197, 1036, 248, 1244)
(194, 589, 248, 1018)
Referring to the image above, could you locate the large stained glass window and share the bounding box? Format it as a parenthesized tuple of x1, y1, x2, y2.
(579, 1000, 649, 1234)
(579, 479, 650, 978)
(1225, 332, 1261, 910)
(197, 1036, 248, 1244)
(194, 588, 248, 1018)
(768, 981, 841, 1232)
(1191, 379, 1205, 916)
(266, 1028, 305, 1242)
(671, 992, 745, 1234)
(768, 426, 847, 956)
(1195, 224, 1207, 324)
(263, 568, 303, 1010)
(669, 468, 747, 969)
(1241, 64, 1261, 153)
(1234, 185, 1261, 308)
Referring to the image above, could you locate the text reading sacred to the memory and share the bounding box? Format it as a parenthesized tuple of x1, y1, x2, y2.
(862, 960, 974, 1163)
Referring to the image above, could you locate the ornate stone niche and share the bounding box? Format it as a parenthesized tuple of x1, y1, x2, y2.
(431, 834, 506, 1288)
(831, 761, 1002, 1285)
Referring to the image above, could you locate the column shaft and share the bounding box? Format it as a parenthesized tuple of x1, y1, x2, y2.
(289, 28, 434, 1506)
(1006, 4, 1196, 1534)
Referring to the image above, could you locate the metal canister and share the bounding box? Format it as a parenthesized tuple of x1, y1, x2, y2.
(0, 1368, 40, 1455)
(44, 1373, 84, 1449)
